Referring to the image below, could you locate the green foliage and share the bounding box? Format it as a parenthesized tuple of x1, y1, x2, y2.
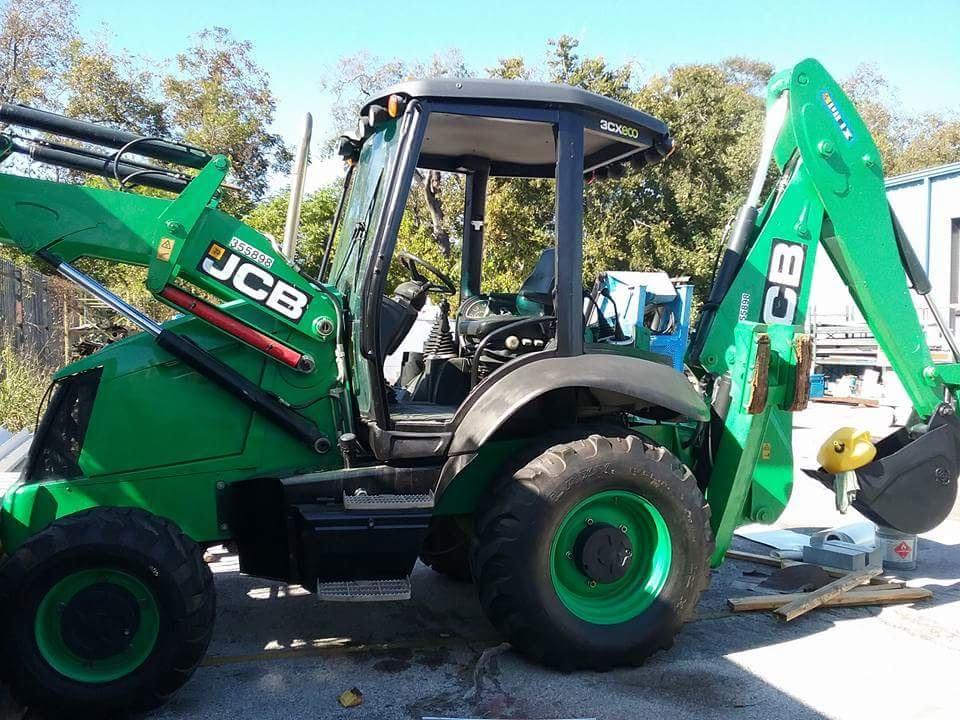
(895, 117, 960, 173)
(163, 27, 292, 214)
(62, 39, 167, 135)
(389, 173, 463, 297)
(1, 3, 959, 325)
(484, 41, 767, 296)
(484, 178, 554, 292)
(625, 60, 766, 288)
(0, 341, 50, 431)
(0, 0, 76, 106)
(243, 186, 340, 277)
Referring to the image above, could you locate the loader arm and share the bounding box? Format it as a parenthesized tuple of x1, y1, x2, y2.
(691, 59, 960, 564)
(0, 106, 347, 456)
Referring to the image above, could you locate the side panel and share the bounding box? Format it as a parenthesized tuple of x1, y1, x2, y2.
(1, 308, 344, 552)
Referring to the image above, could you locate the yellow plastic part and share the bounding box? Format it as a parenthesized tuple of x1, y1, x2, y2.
(817, 427, 877, 473)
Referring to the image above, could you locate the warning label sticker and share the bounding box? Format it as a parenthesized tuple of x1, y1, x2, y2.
(156, 237, 176, 262)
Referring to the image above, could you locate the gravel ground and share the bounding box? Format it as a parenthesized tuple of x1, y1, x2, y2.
(2, 403, 958, 720)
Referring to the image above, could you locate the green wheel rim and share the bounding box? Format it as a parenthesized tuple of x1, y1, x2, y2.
(35, 569, 160, 683)
(550, 490, 672, 624)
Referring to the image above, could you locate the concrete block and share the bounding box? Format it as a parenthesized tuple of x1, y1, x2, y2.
(802, 540, 882, 571)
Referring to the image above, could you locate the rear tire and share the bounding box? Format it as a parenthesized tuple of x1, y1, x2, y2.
(0, 507, 215, 716)
(471, 433, 712, 670)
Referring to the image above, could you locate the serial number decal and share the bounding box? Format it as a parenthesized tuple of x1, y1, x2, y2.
(760, 240, 806, 325)
(599, 118, 639, 139)
(199, 243, 311, 321)
(228, 237, 275, 269)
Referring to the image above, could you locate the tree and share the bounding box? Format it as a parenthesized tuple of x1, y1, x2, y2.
(842, 63, 910, 172)
(321, 48, 468, 147)
(487, 56, 532, 81)
(62, 39, 167, 135)
(244, 186, 340, 277)
(626, 62, 765, 287)
(0, 0, 77, 107)
(896, 116, 960, 173)
(321, 48, 470, 264)
(482, 39, 767, 295)
(163, 27, 291, 213)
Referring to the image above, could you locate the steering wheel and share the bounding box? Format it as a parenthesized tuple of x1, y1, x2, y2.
(397, 250, 457, 295)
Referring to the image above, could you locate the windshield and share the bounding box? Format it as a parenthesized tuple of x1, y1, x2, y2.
(328, 119, 402, 296)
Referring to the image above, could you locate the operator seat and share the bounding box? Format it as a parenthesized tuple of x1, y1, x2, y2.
(457, 247, 555, 344)
(379, 279, 430, 360)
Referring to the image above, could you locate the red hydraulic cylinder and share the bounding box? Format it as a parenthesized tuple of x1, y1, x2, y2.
(160, 285, 312, 372)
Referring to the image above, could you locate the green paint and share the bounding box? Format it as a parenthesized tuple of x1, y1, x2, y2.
(434, 439, 529, 515)
(0, 304, 344, 552)
(694, 59, 960, 565)
(630, 420, 697, 470)
(35, 569, 159, 683)
(550, 490, 671, 625)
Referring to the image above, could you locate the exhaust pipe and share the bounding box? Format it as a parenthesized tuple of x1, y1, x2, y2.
(282, 113, 312, 261)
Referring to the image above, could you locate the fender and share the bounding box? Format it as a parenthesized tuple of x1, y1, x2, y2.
(447, 353, 709, 456)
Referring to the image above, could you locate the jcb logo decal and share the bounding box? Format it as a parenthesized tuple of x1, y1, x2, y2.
(761, 240, 805, 325)
(599, 118, 639, 139)
(199, 243, 311, 321)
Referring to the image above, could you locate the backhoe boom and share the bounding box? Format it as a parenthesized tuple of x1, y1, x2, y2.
(694, 59, 960, 563)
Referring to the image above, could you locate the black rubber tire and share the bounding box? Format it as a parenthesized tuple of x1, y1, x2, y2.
(0, 507, 215, 717)
(419, 516, 472, 581)
(471, 432, 713, 670)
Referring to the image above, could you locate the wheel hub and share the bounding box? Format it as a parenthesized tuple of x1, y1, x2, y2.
(35, 568, 160, 683)
(60, 582, 142, 660)
(573, 523, 633, 583)
(550, 490, 672, 624)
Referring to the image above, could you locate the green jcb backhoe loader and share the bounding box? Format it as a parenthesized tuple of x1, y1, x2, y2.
(0, 58, 957, 716)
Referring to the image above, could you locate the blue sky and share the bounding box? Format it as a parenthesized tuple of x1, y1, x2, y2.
(76, 0, 960, 190)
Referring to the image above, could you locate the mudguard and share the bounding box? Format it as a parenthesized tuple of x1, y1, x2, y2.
(447, 352, 709, 456)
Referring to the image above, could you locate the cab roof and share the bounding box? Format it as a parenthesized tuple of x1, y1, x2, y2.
(363, 79, 672, 178)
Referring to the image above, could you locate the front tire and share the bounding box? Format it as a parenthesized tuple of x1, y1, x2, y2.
(471, 433, 712, 670)
(0, 507, 215, 716)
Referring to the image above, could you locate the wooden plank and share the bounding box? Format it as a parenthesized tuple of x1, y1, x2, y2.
(780, 558, 891, 585)
(725, 550, 781, 567)
(812, 396, 879, 407)
(850, 581, 906, 591)
(731, 553, 897, 587)
(728, 586, 931, 613)
(773, 567, 882, 621)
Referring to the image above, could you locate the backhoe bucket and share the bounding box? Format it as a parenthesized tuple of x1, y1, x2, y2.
(810, 406, 960, 534)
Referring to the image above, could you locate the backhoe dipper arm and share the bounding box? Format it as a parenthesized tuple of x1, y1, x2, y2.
(692, 59, 960, 563)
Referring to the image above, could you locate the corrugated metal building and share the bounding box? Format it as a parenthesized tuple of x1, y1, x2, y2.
(809, 162, 960, 390)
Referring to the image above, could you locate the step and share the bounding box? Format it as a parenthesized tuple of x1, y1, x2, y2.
(342, 491, 435, 511)
(316, 578, 411, 602)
